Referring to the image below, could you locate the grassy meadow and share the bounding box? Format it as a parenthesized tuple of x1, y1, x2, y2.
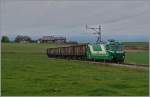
(125, 51, 149, 65)
(123, 42, 149, 50)
(123, 42, 149, 65)
(1, 43, 149, 96)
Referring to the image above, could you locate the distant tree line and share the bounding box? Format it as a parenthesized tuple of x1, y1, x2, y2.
(1, 35, 78, 44)
(1, 35, 32, 43)
(14, 35, 31, 43)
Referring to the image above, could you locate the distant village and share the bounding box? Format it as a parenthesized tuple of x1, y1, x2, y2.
(1, 35, 78, 44)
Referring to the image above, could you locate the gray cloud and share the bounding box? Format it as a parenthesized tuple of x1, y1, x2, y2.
(1, 0, 150, 41)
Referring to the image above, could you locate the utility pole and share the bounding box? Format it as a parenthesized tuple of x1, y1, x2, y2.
(86, 24, 102, 43)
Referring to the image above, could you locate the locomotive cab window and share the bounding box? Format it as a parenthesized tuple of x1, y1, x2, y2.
(117, 45, 123, 51)
(110, 45, 123, 51)
(92, 45, 102, 51)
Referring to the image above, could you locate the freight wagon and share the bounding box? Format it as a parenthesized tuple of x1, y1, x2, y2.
(47, 39, 125, 62)
(47, 44, 87, 59)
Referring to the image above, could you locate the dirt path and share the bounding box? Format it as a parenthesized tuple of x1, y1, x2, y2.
(125, 50, 149, 52)
(90, 62, 149, 70)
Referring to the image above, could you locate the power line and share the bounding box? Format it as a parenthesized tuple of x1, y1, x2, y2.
(86, 24, 102, 43)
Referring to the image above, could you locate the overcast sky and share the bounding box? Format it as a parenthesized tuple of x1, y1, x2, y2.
(0, 0, 150, 42)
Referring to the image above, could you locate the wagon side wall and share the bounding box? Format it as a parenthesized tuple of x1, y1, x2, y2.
(47, 44, 87, 58)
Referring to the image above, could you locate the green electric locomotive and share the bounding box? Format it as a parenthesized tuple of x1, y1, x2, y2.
(47, 39, 125, 62)
(86, 39, 125, 62)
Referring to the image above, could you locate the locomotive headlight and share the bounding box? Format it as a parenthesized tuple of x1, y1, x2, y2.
(116, 51, 124, 53)
(108, 50, 114, 53)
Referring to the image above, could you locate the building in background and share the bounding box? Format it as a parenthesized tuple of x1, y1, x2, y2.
(39, 36, 66, 43)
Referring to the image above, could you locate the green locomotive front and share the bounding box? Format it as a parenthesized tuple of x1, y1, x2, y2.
(86, 39, 125, 62)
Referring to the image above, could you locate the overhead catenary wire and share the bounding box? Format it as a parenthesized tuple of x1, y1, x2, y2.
(86, 24, 102, 43)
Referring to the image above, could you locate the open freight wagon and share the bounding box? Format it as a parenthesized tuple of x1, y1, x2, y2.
(47, 44, 88, 59)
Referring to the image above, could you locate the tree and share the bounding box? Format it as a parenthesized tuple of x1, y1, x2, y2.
(15, 35, 31, 43)
(1, 36, 10, 43)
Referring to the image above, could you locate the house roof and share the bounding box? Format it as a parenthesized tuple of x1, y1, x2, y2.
(41, 36, 66, 41)
(42, 36, 54, 40)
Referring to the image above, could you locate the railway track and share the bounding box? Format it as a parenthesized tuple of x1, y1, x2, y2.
(48, 57, 149, 70)
(50, 58, 149, 70)
(89, 61, 149, 70)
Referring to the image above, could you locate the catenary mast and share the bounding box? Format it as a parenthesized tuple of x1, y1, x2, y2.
(86, 24, 102, 43)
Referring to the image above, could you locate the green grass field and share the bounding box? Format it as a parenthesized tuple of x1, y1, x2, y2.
(123, 42, 149, 65)
(123, 42, 149, 50)
(1, 43, 149, 96)
(125, 51, 149, 65)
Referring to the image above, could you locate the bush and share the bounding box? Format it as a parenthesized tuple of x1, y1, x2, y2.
(15, 35, 31, 43)
(1, 36, 10, 43)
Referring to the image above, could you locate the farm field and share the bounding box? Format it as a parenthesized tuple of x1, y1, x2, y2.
(123, 42, 149, 65)
(123, 42, 149, 50)
(125, 51, 149, 65)
(1, 43, 149, 96)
